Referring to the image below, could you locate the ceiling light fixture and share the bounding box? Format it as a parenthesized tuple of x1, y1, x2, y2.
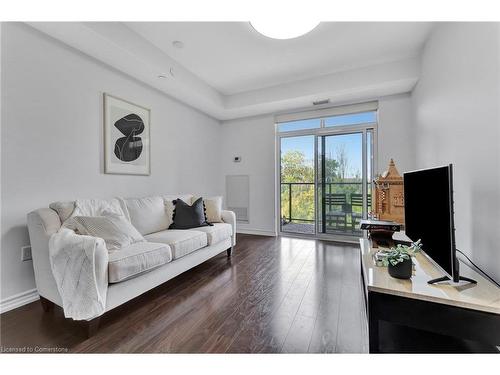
(250, 21, 320, 40)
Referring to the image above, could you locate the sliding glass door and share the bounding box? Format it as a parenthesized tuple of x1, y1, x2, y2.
(278, 108, 376, 238)
(317, 132, 370, 236)
(280, 135, 316, 234)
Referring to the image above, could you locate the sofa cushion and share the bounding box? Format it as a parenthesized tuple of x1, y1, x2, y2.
(144, 229, 207, 259)
(108, 242, 172, 283)
(163, 194, 193, 227)
(193, 196, 223, 223)
(189, 223, 232, 246)
(64, 213, 145, 251)
(123, 196, 169, 235)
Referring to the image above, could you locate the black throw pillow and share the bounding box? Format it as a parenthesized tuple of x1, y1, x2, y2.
(169, 198, 213, 229)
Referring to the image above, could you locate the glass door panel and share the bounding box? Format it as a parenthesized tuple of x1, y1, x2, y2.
(280, 135, 315, 234)
(367, 129, 374, 216)
(317, 132, 365, 236)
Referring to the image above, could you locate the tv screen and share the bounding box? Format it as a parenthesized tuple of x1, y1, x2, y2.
(404, 165, 455, 278)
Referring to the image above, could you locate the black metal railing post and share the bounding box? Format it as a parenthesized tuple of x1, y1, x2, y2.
(288, 183, 292, 222)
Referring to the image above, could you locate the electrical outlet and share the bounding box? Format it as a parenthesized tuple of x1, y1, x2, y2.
(21, 246, 32, 261)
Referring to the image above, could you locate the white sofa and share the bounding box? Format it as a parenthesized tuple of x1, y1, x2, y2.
(27, 194, 236, 335)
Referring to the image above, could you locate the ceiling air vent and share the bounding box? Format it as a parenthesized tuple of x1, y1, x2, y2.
(313, 99, 330, 106)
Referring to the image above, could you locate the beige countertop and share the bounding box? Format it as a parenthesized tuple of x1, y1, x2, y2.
(360, 238, 500, 314)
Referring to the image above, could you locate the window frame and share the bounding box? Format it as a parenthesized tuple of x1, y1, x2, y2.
(276, 117, 322, 133)
(277, 109, 378, 137)
(275, 101, 378, 125)
(274, 101, 379, 241)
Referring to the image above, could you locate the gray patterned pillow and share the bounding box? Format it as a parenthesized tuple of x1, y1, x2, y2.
(64, 213, 144, 251)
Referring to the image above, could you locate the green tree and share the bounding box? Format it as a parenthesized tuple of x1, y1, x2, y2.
(323, 155, 340, 183)
(280, 150, 317, 222)
(280, 150, 314, 183)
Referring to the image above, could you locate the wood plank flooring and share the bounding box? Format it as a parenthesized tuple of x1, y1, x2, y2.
(0, 234, 368, 353)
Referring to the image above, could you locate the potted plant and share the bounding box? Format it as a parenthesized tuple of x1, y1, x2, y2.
(383, 240, 423, 279)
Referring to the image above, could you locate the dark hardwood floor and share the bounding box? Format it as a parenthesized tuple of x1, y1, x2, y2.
(0, 234, 368, 353)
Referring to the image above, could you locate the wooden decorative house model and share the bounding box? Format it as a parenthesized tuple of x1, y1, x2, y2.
(373, 159, 405, 225)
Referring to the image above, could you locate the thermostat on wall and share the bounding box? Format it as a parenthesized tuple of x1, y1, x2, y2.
(234, 156, 241, 162)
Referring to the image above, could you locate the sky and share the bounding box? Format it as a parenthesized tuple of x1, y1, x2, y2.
(278, 111, 376, 132)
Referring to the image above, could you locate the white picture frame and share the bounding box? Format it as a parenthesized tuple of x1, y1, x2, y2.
(104, 93, 151, 175)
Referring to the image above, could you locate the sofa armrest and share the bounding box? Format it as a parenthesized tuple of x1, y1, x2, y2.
(27, 208, 63, 305)
(28, 208, 62, 236)
(221, 210, 236, 246)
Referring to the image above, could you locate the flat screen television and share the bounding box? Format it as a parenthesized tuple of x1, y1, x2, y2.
(403, 164, 475, 285)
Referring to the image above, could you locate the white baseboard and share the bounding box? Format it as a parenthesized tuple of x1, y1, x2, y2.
(236, 228, 277, 237)
(0, 288, 39, 314)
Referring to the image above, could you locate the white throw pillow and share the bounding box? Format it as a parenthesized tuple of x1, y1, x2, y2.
(64, 213, 145, 251)
(193, 196, 223, 223)
(72, 198, 127, 218)
(50, 198, 128, 223)
(123, 196, 169, 235)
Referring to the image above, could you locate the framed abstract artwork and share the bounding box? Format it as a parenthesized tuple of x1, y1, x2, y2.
(103, 93, 150, 175)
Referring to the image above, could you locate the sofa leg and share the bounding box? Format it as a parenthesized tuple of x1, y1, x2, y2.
(40, 296, 55, 312)
(86, 317, 101, 338)
(227, 247, 232, 257)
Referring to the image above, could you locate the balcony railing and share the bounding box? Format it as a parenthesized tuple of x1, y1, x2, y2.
(280, 181, 371, 234)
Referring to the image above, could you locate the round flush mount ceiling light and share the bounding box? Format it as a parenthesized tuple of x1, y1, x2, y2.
(250, 20, 320, 39)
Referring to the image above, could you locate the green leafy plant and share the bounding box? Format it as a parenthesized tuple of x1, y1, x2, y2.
(383, 240, 423, 266)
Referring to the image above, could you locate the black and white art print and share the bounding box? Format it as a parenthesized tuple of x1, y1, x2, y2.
(104, 94, 150, 175)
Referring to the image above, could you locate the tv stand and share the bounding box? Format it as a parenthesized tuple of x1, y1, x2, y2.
(427, 275, 477, 285)
(359, 238, 500, 353)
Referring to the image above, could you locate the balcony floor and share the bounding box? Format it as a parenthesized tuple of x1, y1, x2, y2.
(281, 222, 362, 236)
(281, 222, 315, 234)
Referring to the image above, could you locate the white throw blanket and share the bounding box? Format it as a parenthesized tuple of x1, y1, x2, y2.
(48, 199, 122, 320)
(49, 228, 108, 320)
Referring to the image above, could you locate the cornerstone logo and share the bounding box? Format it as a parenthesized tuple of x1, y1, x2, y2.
(0, 346, 69, 353)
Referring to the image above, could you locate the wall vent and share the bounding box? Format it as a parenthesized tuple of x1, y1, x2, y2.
(226, 175, 249, 223)
(228, 207, 249, 223)
(313, 99, 330, 106)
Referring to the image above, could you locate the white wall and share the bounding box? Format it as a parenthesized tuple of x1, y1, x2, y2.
(220, 94, 415, 235)
(378, 93, 415, 174)
(412, 23, 500, 282)
(220, 115, 276, 235)
(1, 23, 223, 300)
